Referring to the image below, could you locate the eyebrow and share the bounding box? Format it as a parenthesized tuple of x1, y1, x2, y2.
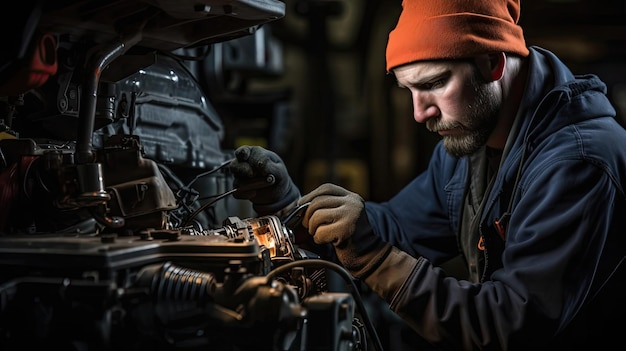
(398, 69, 452, 89)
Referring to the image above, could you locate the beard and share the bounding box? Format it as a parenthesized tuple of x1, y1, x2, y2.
(426, 74, 501, 158)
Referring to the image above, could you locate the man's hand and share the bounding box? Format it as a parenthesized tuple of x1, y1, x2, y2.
(229, 145, 300, 215)
(298, 183, 391, 279)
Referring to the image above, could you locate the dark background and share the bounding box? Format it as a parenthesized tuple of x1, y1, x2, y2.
(210, 0, 626, 202)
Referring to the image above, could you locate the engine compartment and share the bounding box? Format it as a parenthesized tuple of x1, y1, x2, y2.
(0, 1, 380, 350)
(0, 215, 356, 350)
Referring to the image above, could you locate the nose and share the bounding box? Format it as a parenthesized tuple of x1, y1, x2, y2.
(412, 91, 439, 123)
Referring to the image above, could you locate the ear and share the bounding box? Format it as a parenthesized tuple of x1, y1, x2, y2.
(475, 52, 506, 82)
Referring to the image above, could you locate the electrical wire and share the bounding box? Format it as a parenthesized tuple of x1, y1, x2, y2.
(186, 158, 234, 189)
(181, 188, 238, 227)
(180, 159, 276, 227)
(281, 201, 311, 228)
(267, 259, 385, 351)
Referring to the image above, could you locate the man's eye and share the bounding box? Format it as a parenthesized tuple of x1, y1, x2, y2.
(430, 79, 445, 89)
(421, 79, 444, 90)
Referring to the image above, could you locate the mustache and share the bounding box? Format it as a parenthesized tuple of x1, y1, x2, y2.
(426, 119, 464, 133)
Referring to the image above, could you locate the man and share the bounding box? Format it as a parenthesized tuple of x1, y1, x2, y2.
(229, 0, 626, 349)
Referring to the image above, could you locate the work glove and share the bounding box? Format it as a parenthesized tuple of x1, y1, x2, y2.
(229, 145, 300, 216)
(298, 183, 392, 280)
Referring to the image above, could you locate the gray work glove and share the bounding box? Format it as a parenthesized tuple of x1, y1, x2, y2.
(229, 145, 300, 216)
(298, 183, 391, 280)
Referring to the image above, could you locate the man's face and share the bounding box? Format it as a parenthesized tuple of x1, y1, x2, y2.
(393, 59, 502, 157)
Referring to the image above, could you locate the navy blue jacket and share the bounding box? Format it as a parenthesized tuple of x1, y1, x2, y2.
(364, 46, 626, 349)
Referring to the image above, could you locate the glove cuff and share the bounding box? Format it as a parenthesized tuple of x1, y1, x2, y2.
(344, 242, 392, 280)
(364, 246, 420, 302)
(336, 214, 392, 280)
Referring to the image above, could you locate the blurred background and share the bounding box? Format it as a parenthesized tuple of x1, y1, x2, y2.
(210, 0, 626, 202)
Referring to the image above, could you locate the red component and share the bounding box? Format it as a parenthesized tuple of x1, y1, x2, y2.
(0, 32, 58, 96)
(0, 163, 19, 230)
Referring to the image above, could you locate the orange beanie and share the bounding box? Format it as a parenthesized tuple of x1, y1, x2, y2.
(386, 0, 529, 72)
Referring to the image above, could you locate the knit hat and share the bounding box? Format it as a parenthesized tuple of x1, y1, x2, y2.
(386, 0, 529, 72)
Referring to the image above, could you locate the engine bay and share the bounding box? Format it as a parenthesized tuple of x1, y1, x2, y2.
(0, 1, 380, 350)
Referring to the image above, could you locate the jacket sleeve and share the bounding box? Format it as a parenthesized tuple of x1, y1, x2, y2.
(364, 155, 626, 350)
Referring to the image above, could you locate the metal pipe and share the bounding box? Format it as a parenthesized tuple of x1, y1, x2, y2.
(75, 30, 143, 164)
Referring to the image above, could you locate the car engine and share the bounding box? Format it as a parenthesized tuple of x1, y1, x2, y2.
(0, 1, 380, 350)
